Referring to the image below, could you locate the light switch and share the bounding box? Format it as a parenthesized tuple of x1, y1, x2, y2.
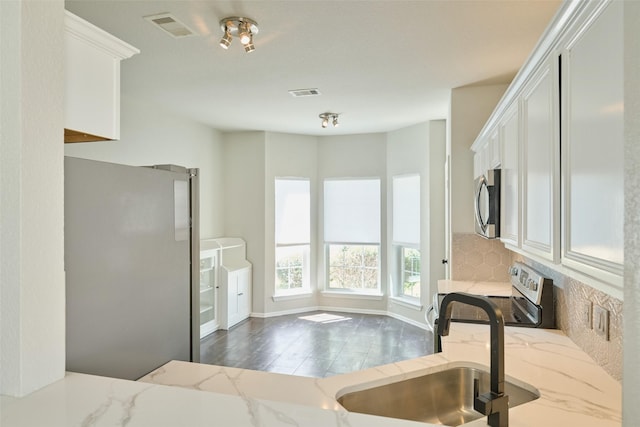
(584, 302, 593, 328)
(593, 305, 609, 340)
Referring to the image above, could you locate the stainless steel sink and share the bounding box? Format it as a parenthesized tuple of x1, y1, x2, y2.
(337, 364, 539, 426)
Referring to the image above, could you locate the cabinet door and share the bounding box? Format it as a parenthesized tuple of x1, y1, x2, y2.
(237, 267, 252, 318)
(488, 130, 501, 170)
(227, 271, 240, 321)
(500, 102, 520, 247)
(561, 1, 623, 287)
(64, 12, 138, 142)
(473, 142, 486, 179)
(521, 58, 560, 262)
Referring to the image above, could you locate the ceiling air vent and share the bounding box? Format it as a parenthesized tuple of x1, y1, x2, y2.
(288, 88, 322, 98)
(144, 13, 195, 38)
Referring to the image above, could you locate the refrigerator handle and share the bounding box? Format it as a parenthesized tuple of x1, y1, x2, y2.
(188, 168, 200, 363)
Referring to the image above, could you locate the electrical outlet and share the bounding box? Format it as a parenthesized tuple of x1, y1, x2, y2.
(593, 305, 610, 340)
(584, 301, 593, 328)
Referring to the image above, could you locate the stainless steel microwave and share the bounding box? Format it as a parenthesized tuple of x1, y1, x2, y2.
(474, 169, 500, 239)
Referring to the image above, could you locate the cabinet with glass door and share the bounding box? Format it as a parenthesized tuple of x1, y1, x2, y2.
(199, 244, 220, 339)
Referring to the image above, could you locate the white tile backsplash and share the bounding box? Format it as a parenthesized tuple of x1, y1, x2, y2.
(450, 232, 622, 381)
(451, 233, 512, 281)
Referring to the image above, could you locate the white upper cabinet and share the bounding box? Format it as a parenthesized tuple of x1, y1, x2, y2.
(560, 1, 623, 287)
(472, 130, 500, 179)
(470, 0, 624, 298)
(473, 139, 487, 179)
(521, 58, 560, 263)
(488, 130, 501, 170)
(64, 11, 139, 143)
(499, 102, 520, 247)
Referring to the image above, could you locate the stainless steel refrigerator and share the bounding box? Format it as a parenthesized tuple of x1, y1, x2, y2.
(64, 157, 200, 380)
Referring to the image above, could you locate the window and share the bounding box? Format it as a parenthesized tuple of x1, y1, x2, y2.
(324, 179, 381, 293)
(327, 244, 379, 291)
(401, 247, 421, 298)
(392, 174, 421, 299)
(275, 179, 310, 295)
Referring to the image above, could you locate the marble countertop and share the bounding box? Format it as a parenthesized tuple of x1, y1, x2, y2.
(437, 279, 513, 297)
(0, 372, 425, 427)
(1, 323, 621, 426)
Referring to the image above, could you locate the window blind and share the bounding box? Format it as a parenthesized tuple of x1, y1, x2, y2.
(392, 174, 420, 245)
(324, 179, 380, 243)
(275, 179, 310, 244)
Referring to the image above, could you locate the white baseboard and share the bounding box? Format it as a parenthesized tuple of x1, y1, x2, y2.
(387, 311, 429, 330)
(317, 305, 387, 316)
(250, 307, 320, 318)
(250, 306, 429, 330)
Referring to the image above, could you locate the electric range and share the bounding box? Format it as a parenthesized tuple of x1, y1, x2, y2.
(436, 262, 555, 328)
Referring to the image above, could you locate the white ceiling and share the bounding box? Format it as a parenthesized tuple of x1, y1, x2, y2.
(65, 0, 561, 136)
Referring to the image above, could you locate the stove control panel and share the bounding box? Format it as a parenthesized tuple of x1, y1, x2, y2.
(509, 262, 549, 305)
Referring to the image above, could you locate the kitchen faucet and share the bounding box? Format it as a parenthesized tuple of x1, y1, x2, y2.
(435, 292, 509, 427)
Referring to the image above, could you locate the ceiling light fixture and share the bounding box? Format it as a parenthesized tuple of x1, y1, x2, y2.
(319, 112, 340, 128)
(219, 17, 258, 52)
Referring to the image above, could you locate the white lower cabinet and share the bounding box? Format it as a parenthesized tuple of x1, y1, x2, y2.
(212, 238, 252, 330)
(560, 0, 623, 288)
(223, 266, 252, 329)
(199, 248, 219, 339)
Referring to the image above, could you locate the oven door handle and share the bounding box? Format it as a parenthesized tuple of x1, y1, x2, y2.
(425, 294, 440, 332)
(425, 304, 435, 332)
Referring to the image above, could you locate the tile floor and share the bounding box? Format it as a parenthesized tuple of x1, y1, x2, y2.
(200, 311, 435, 378)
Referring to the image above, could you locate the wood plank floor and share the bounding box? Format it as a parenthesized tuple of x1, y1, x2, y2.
(200, 311, 434, 378)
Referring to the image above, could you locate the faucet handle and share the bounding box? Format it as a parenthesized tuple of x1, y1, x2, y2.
(473, 378, 495, 415)
(474, 389, 509, 426)
(474, 391, 493, 416)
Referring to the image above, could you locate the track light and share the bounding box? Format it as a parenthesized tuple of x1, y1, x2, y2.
(319, 112, 340, 128)
(219, 30, 232, 49)
(219, 17, 258, 52)
(244, 34, 255, 53)
(239, 22, 251, 45)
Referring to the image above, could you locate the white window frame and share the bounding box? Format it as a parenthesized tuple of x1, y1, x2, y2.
(398, 245, 421, 299)
(392, 174, 421, 301)
(274, 178, 311, 297)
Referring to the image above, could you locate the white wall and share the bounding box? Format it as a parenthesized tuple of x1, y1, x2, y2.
(222, 132, 267, 314)
(263, 132, 319, 315)
(623, 0, 640, 423)
(386, 121, 446, 325)
(427, 121, 447, 299)
(448, 84, 508, 234)
(226, 130, 442, 320)
(316, 133, 388, 312)
(64, 96, 225, 238)
(0, 0, 66, 396)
